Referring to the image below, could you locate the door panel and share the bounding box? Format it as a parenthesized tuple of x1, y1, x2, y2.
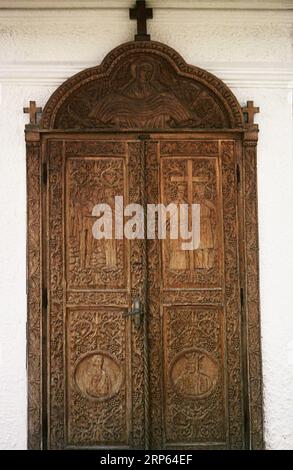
(146, 139, 244, 449)
(46, 138, 145, 449)
(160, 142, 222, 288)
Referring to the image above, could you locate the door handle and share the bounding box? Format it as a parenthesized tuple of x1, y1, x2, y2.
(124, 297, 143, 329)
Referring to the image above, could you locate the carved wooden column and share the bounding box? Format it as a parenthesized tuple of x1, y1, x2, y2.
(242, 102, 264, 450)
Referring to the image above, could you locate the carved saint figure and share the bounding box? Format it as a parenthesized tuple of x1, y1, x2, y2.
(79, 355, 113, 399)
(78, 189, 117, 270)
(80, 200, 96, 269)
(173, 351, 216, 397)
(89, 59, 194, 128)
(75, 352, 123, 401)
(193, 184, 216, 269)
(101, 186, 117, 268)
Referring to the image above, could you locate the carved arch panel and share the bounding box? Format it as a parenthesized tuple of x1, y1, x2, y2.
(40, 41, 244, 131)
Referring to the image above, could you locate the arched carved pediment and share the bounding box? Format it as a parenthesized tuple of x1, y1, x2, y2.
(41, 41, 244, 130)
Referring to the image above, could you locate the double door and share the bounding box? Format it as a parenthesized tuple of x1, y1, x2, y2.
(43, 133, 246, 449)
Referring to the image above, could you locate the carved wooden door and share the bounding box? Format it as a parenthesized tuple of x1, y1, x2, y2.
(43, 133, 245, 450)
(26, 40, 263, 450)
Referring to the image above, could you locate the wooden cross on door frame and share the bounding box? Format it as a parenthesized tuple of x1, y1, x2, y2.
(23, 101, 42, 126)
(242, 100, 259, 126)
(129, 0, 153, 41)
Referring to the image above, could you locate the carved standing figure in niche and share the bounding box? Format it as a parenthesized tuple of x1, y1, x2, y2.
(80, 200, 96, 269)
(102, 187, 117, 269)
(193, 183, 216, 269)
(89, 59, 195, 128)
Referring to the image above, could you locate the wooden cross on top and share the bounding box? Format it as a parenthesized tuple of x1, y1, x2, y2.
(130, 0, 153, 41)
(23, 101, 42, 126)
(242, 100, 259, 126)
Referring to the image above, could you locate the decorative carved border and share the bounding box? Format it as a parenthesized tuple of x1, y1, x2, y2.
(26, 135, 42, 450)
(243, 130, 264, 449)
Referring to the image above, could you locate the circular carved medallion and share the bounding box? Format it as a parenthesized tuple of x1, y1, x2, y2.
(170, 348, 218, 399)
(74, 351, 123, 401)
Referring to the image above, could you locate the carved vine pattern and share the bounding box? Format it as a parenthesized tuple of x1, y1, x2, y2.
(145, 141, 163, 448)
(221, 141, 244, 448)
(128, 141, 146, 448)
(163, 289, 223, 305)
(244, 142, 264, 449)
(65, 141, 126, 156)
(48, 140, 65, 448)
(160, 141, 219, 156)
(27, 142, 42, 450)
(67, 291, 128, 307)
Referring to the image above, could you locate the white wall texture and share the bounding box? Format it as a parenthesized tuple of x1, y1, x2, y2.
(0, 0, 293, 450)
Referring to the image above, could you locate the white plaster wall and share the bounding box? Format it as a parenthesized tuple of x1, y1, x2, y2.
(0, 2, 293, 450)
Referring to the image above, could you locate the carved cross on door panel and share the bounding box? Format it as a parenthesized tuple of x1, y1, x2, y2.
(129, 0, 153, 41)
(171, 160, 209, 270)
(171, 160, 209, 210)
